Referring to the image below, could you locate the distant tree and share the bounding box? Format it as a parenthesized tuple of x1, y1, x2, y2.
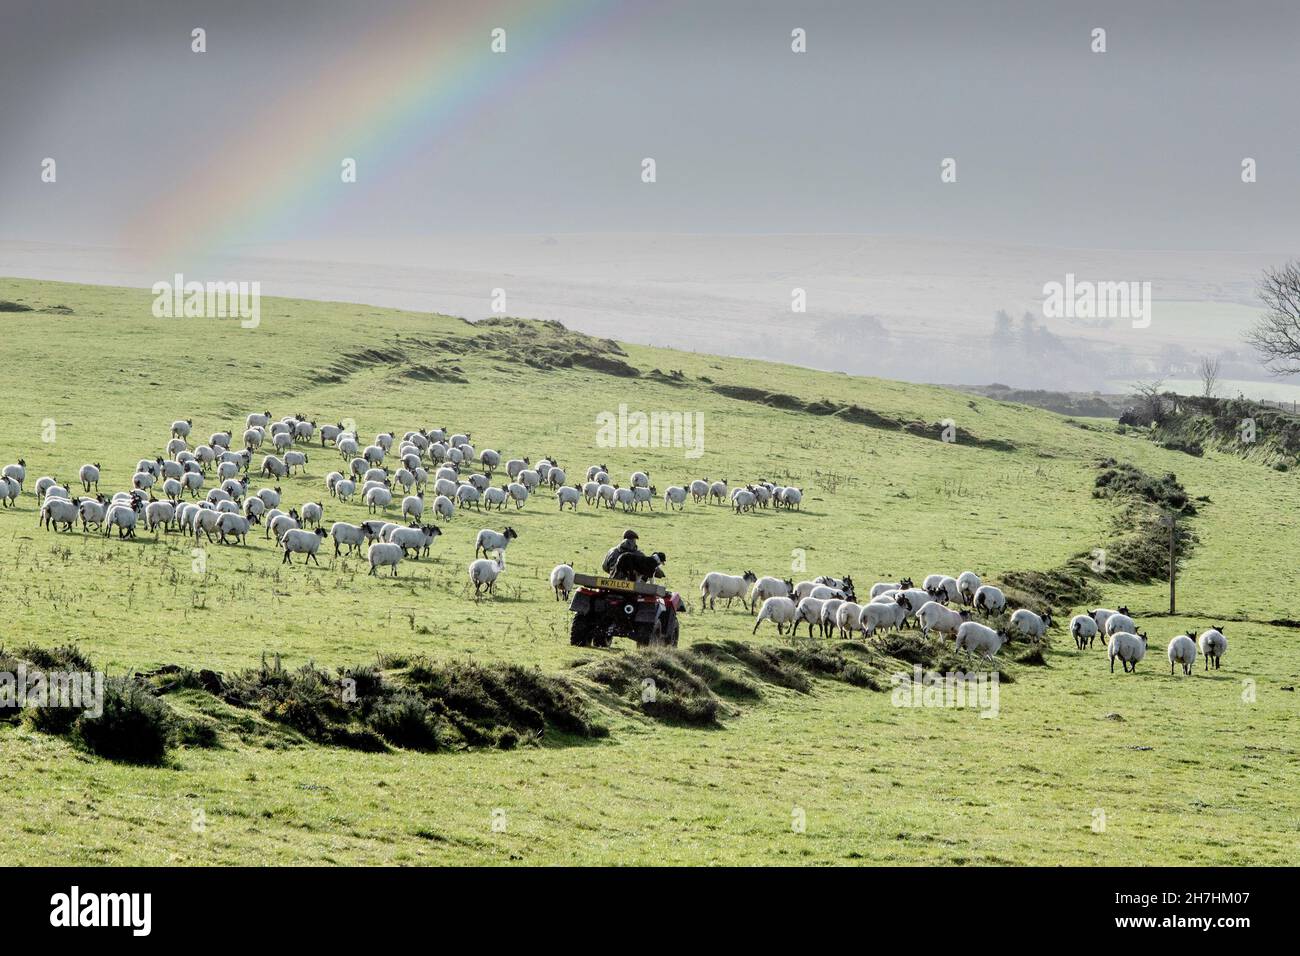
(1125, 377, 1170, 425)
(1198, 356, 1221, 398)
(1247, 260, 1300, 375)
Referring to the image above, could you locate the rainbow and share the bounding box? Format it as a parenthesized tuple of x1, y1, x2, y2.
(124, 0, 619, 268)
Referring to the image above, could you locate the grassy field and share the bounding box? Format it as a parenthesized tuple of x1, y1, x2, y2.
(1, 276, 1297, 866)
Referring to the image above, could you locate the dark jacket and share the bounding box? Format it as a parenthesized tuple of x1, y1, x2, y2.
(602, 538, 641, 573)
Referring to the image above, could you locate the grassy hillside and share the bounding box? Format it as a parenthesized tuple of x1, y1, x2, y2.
(1, 277, 1297, 866)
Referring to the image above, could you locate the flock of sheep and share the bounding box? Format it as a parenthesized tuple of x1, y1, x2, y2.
(0, 412, 1229, 673)
(0, 413, 801, 599)
(716, 569, 1228, 674)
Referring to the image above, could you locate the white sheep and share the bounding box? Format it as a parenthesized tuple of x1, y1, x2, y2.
(2, 459, 26, 490)
(956, 571, 981, 605)
(550, 563, 576, 600)
(387, 523, 441, 558)
(103, 502, 139, 539)
(547, 467, 568, 489)
(0, 476, 19, 507)
(507, 482, 530, 508)
(367, 541, 405, 576)
(689, 478, 710, 502)
(281, 527, 328, 565)
(484, 486, 509, 510)
(1197, 627, 1227, 670)
(1167, 633, 1198, 676)
(749, 576, 794, 612)
(469, 552, 506, 596)
(752, 596, 798, 635)
(699, 570, 757, 611)
(834, 601, 863, 638)
(778, 487, 802, 509)
(284, 450, 308, 474)
(557, 486, 581, 511)
(916, 601, 968, 640)
(792, 597, 826, 638)
(401, 493, 424, 521)
(860, 599, 908, 637)
(331, 521, 366, 556)
(261, 455, 288, 479)
(217, 512, 251, 544)
(455, 484, 482, 510)
(193, 507, 222, 542)
(300, 501, 324, 528)
(973, 585, 1006, 615)
(432, 494, 455, 520)
(78, 463, 101, 492)
(474, 527, 518, 558)
(955, 620, 1009, 659)
(818, 598, 845, 637)
(1008, 608, 1052, 643)
(1105, 613, 1137, 639)
(1070, 614, 1099, 649)
(1108, 631, 1147, 673)
(663, 486, 687, 510)
(78, 496, 108, 530)
(39, 496, 80, 531)
(334, 478, 357, 501)
(365, 486, 393, 514)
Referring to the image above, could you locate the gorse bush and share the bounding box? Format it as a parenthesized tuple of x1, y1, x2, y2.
(74, 678, 171, 765)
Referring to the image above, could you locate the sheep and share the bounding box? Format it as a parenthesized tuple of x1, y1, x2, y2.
(663, 486, 688, 511)
(1091, 606, 1131, 635)
(518, 469, 541, 492)
(284, 450, 308, 474)
(1008, 608, 1052, 643)
(928, 576, 961, 603)
(1108, 631, 1148, 673)
(132, 471, 156, 491)
(183, 471, 204, 496)
(818, 598, 845, 638)
(366, 541, 404, 577)
(216, 460, 239, 481)
(401, 493, 424, 521)
(363, 444, 385, 466)
(216, 511, 252, 544)
(689, 479, 710, 502)
(860, 599, 908, 637)
(870, 577, 914, 599)
(78, 496, 108, 530)
(585, 463, 606, 481)
(365, 486, 393, 514)
(294, 419, 315, 443)
(43, 483, 70, 502)
(171, 418, 193, 439)
(243, 427, 264, 450)
(281, 527, 328, 565)
(39, 496, 80, 531)
(597, 483, 618, 509)
(479, 449, 501, 474)
(1105, 613, 1137, 640)
(220, 477, 247, 501)
(246, 410, 272, 428)
(778, 487, 802, 509)
(474, 526, 518, 558)
(481, 486, 507, 510)
(732, 488, 756, 513)
(708, 479, 729, 504)
(192, 507, 222, 542)
(337, 436, 360, 458)
(0, 477, 19, 507)
(432, 494, 455, 520)
(363, 467, 388, 485)
(700, 570, 757, 611)
(955, 621, 1010, 659)
(753, 596, 798, 635)
(507, 482, 530, 509)
(956, 571, 981, 605)
(388, 523, 442, 558)
(973, 585, 1006, 616)
(144, 500, 175, 534)
(834, 601, 863, 638)
(300, 501, 324, 528)
(792, 597, 826, 638)
(1168, 633, 1198, 675)
(78, 463, 101, 492)
(2, 459, 26, 490)
(613, 487, 635, 512)
(266, 510, 300, 543)
(103, 502, 139, 539)
(1198, 627, 1227, 670)
(334, 478, 357, 502)
(630, 471, 650, 489)
(1070, 614, 1099, 649)
(547, 467, 568, 490)
(632, 486, 655, 511)
(550, 563, 576, 600)
(749, 576, 795, 612)
(916, 601, 969, 640)
(319, 423, 346, 447)
(557, 485, 581, 511)
(160, 477, 183, 501)
(468, 552, 507, 596)
(242, 495, 266, 522)
(331, 521, 366, 556)
(506, 458, 530, 479)
(455, 484, 482, 511)
(210, 431, 232, 449)
(261, 455, 288, 479)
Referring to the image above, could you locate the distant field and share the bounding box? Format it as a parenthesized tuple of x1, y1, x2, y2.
(1, 277, 1297, 866)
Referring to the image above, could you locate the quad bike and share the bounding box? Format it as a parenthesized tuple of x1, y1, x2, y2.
(568, 573, 682, 648)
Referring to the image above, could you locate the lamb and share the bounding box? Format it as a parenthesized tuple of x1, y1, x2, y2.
(1197, 627, 1227, 670)
(1008, 608, 1052, 643)
(749, 576, 794, 612)
(752, 596, 798, 636)
(468, 552, 506, 596)
(550, 563, 576, 600)
(662, 486, 688, 510)
(1108, 631, 1147, 673)
(281, 527, 328, 565)
(331, 521, 367, 556)
(557, 485, 581, 511)
(973, 585, 1006, 615)
(700, 570, 757, 611)
(387, 523, 441, 558)
(1168, 633, 1198, 675)
(78, 463, 101, 492)
(860, 599, 908, 637)
(217, 512, 251, 544)
(474, 526, 518, 558)
(954, 620, 1010, 659)
(956, 571, 981, 605)
(1070, 614, 1099, 649)
(367, 541, 405, 577)
(916, 601, 969, 640)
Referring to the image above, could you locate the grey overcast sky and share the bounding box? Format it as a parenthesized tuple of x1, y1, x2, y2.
(2, 0, 1299, 252)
